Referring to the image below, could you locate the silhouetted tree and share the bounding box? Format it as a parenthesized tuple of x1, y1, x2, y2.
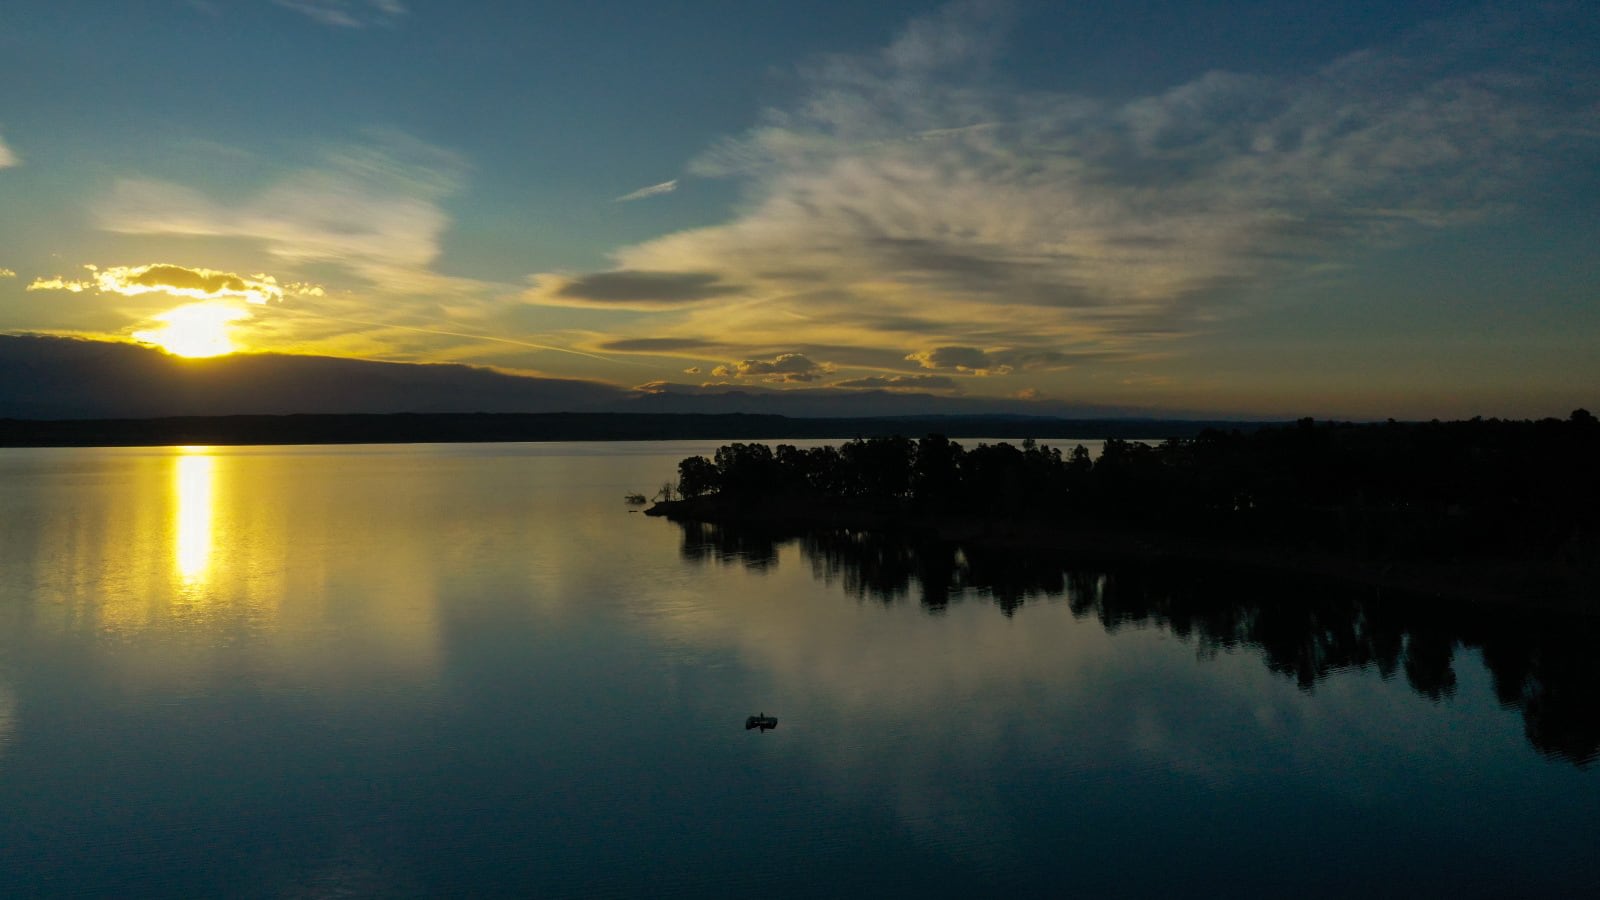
(677, 455, 718, 499)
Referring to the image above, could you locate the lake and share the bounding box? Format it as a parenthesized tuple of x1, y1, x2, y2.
(0, 442, 1595, 897)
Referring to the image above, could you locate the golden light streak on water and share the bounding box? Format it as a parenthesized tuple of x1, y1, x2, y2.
(175, 448, 215, 586)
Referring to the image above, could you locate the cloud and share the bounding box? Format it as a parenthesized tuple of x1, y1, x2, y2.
(26, 263, 322, 304)
(0, 131, 15, 168)
(97, 264, 317, 304)
(614, 179, 678, 202)
(27, 278, 89, 293)
(591, 336, 924, 375)
(833, 374, 960, 391)
(573, 1, 1597, 378)
(96, 133, 466, 294)
(55, 137, 618, 371)
(597, 337, 721, 354)
(906, 346, 1010, 375)
(77, 134, 621, 367)
(907, 345, 1102, 374)
(273, 0, 406, 28)
(524, 270, 744, 309)
(711, 352, 830, 383)
(0, 268, 15, 278)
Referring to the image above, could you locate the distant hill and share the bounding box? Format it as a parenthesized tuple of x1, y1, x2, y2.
(0, 334, 1247, 424)
(0, 412, 1269, 448)
(617, 382, 1154, 419)
(0, 335, 628, 418)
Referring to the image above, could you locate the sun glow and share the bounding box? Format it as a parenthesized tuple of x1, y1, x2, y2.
(134, 303, 249, 357)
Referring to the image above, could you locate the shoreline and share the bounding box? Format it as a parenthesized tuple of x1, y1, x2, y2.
(647, 497, 1598, 617)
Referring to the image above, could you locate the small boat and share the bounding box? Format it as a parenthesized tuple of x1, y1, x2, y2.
(745, 713, 778, 731)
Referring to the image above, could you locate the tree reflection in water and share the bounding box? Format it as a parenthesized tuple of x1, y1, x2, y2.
(676, 519, 1599, 767)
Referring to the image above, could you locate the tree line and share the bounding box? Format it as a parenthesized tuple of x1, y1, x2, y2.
(673, 411, 1600, 562)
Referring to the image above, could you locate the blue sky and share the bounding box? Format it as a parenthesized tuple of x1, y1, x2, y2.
(1, 0, 1596, 417)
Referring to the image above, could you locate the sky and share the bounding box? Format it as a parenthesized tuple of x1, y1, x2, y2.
(1, 0, 1596, 419)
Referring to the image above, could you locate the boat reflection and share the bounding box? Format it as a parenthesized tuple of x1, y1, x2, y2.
(674, 519, 1600, 767)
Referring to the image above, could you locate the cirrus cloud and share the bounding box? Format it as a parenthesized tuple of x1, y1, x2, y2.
(568, 1, 1598, 383)
(95, 133, 468, 295)
(614, 179, 678, 202)
(273, 0, 406, 28)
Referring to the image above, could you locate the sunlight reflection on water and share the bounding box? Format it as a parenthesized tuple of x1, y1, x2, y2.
(174, 449, 214, 587)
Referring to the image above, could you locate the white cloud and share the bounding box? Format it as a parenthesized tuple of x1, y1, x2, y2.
(96, 134, 468, 294)
(273, 0, 406, 28)
(614, 179, 678, 202)
(0, 131, 17, 169)
(577, 2, 1597, 374)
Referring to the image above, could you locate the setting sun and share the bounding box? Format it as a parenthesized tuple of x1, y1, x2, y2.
(133, 303, 249, 358)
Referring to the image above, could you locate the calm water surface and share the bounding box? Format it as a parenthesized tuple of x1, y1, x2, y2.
(0, 442, 1595, 897)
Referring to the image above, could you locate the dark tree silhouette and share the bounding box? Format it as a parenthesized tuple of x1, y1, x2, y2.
(658, 416, 1600, 583)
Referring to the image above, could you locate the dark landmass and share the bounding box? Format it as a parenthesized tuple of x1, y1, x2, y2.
(667, 516, 1600, 767)
(0, 334, 625, 418)
(0, 334, 1219, 420)
(0, 412, 1264, 448)
(647, 413, 1600, 614)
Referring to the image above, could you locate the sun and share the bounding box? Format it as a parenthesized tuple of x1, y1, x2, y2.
(134, 303, 249, 358)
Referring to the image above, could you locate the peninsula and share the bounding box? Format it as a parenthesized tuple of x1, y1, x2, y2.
(648, 413, 1600, 612)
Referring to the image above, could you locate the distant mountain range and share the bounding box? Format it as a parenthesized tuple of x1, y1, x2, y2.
(0, 334, 1244, 424)
(0, 335, 625, 419)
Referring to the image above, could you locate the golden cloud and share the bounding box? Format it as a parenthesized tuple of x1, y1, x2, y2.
(96, 264, 307, 304)
(26, 263, 323, 304)
(906, 346, 1011, 376)
(0, 268, 15, 278)
(27, 277, 89, 293)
